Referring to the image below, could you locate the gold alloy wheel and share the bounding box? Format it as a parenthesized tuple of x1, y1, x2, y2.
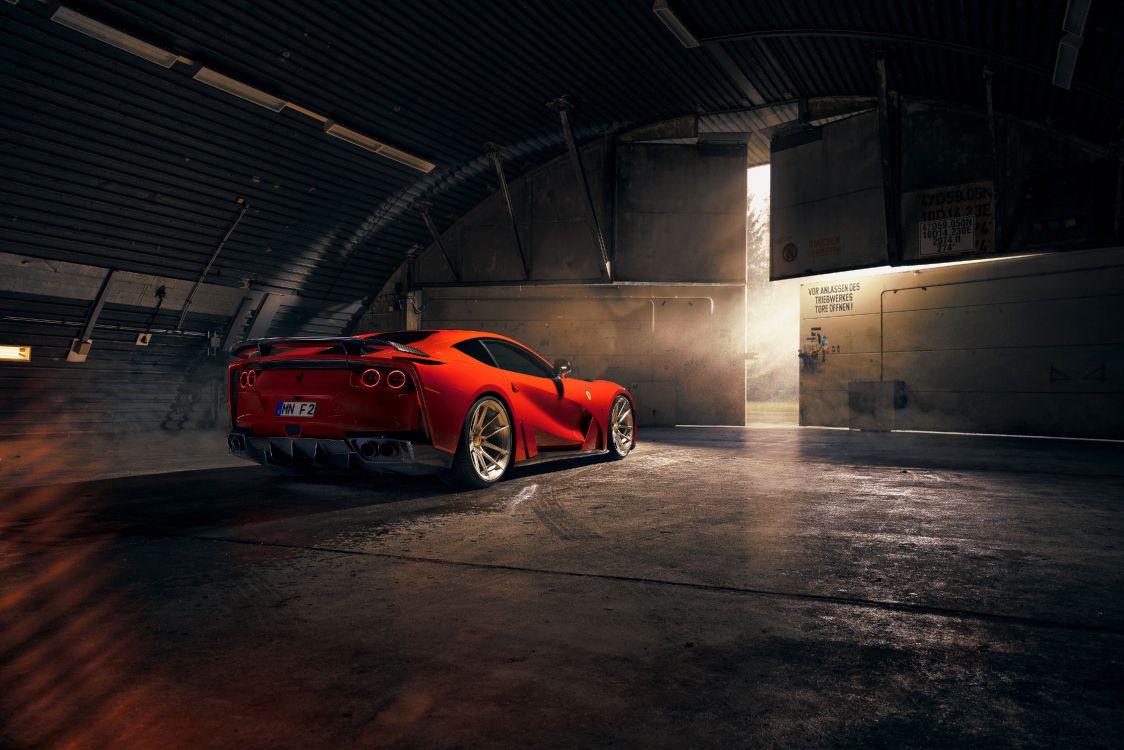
(611, 397, 634, 455)
(468, 398, 512, 481)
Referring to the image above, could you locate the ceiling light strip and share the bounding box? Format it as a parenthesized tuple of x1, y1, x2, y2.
(285, 101, 329, 124)
(194, 67, 286, 112)
(48, 5, 435, 174)
(325, 121, 435, 173)
(51, 6, 178, 68)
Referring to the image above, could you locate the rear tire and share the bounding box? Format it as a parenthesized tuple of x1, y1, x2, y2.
(607, 395, 635, 460)
(443, 396, 514, 489)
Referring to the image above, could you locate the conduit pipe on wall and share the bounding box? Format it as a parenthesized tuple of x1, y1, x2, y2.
(423, 294, 715, 333)
(176, 200, 248, 331)
(2, 315, 211, 338)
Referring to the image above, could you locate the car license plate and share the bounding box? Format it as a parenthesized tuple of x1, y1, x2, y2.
(276, 401, 317, 417)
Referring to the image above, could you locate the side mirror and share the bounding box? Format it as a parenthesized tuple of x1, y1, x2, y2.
(552, 358, 573, 379)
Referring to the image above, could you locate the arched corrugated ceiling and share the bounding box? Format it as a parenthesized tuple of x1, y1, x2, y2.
(3, 0, 1122, 306)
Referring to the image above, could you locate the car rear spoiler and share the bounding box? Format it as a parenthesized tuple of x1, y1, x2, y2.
(230, 336, 428, 358)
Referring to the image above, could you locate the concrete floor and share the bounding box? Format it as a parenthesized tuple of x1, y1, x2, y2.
(1, 427, 1122, 749)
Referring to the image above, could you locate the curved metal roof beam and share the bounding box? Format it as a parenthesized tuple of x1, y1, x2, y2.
(697, 28, 1123, 109)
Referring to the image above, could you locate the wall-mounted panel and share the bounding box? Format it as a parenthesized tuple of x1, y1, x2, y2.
(770, 112, 888, 279)
(799, 246, 1124, 438)
(898, 100, 1117, 264)
(615, 143, 747, 282)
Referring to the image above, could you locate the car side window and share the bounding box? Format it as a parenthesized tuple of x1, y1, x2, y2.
(453, 338, 496, 366)
(483, 340, 554, 379)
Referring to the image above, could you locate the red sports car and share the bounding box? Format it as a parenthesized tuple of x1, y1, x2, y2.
(226, 330, 636, 487)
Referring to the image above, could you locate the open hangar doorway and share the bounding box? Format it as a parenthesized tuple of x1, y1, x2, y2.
(770, 104, 1124, 440)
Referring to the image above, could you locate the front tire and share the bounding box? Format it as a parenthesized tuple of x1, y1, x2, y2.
(444, 396, 514, 488)
(607, 395, 635, 460)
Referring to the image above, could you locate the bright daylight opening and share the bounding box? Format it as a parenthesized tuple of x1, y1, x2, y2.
(745, 164, 799, 426)
(744, 165, 1043, 429)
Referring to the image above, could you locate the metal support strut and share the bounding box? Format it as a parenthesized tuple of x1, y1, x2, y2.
(546, 96, 612, 280)
(984, 68, 1005, 254)
(487, 142, 530, 278)
(177, 199, 248, 331)
(414, 200, 460, 282)
(68, 268, 116, 362)
(875, 52, 901, 263)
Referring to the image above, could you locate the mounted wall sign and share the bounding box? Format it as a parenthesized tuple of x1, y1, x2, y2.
(901, 181, 997, 260)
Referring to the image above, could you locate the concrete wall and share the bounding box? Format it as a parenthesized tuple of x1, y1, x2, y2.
(770, 111, 888, 279)
(417, 286, 745, 427)
(799, 246, 1124, 439)
(362, 139, 748, 426)
(0, 251, 363, 437)
(414, 140, 614, 284)
(615, 143, 747, 283)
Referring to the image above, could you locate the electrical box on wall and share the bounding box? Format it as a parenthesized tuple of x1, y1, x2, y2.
(66, 338, 92, 363)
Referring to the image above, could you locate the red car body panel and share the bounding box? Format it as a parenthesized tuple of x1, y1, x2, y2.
(227, 330, 634, 471)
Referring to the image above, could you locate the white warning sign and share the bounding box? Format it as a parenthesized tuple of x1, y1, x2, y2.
(919, 215, 976, 257)
(902, 180, 995, 260)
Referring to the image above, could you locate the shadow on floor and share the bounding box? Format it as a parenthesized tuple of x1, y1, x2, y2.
(1, 450, 621, 542)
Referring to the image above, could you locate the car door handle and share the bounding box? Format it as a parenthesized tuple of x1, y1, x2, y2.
(511, 384, 519, 393)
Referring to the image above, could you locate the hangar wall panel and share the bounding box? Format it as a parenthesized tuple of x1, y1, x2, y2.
(416, 286, 745, 427)
(770, 112, 888, 280)
(899, 101, 1117, 264)
(771, 101, 1120, 280)
(385, 139, 748, 426)
(615, 143, 747, 282)
(799, 246, 1124, 439)
(414, 139, 614, 284)
(0, 252, 265, 437)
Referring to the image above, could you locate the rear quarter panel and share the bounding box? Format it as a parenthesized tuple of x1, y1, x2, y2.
(411, 360, 520, 458)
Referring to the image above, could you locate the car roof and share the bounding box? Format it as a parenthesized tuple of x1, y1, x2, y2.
(359, 330, 527, 347)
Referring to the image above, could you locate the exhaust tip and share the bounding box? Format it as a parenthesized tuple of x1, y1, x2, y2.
(378, 441, 398, 457)
(228, 435, 246, 451)
(358, 441, 377, 458)
(386, 370, 407, 389)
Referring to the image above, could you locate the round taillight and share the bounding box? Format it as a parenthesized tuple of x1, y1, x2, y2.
(386, 370, 407, 389)
(239, 370, 257, 388)
(360, 368, 381, 388)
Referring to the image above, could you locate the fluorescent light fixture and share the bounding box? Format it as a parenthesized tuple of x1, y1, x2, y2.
(652, 0, 700, 48)
(0, 345, 31, 362)
(1062, 0, 1092, 36)
(377, 144, 437, 173)
(193, 67, 286, 112)
(324, 121, 435, 173)
(51, 6, 178, 68)
(1053, 37, 1080, 90)
(325, 121, 383, 152)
